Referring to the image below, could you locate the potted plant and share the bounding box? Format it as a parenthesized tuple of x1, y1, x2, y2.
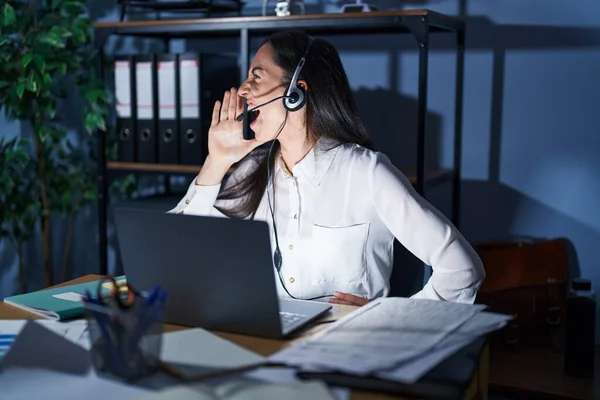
(0, 0, 128, 289)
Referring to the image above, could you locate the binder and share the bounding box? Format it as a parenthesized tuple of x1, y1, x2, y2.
(114, 55, 136, 162)
(135, 54, 157, 163)
(177, 53, 239, 165)
(177, 53, 202, 166)
(156, 54, 178, 164)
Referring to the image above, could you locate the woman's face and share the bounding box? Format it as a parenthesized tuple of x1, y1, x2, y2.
(239, 44, 289, 142)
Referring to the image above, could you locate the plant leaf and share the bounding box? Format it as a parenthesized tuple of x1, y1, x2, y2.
(2, 4, 16, 27)
(21, 54, 33, 69)
(15, 82, 25, 98)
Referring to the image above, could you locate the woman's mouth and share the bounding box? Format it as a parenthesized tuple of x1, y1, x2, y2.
(249, 109, 260, 127)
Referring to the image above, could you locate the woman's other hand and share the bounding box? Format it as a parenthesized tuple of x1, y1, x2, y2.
(328, 292, 370, 306)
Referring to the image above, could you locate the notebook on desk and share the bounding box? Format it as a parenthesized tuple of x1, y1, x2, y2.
(2, 276, 126, 321)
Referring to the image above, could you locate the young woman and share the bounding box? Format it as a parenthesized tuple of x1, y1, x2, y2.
(169, 29, 485, 306)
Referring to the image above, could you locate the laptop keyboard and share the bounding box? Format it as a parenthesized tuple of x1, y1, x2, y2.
(279, 311, 306, 328)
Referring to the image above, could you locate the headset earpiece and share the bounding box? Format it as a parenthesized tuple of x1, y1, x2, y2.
(283, 36, 314, 112)
(283, 86, 306, 111)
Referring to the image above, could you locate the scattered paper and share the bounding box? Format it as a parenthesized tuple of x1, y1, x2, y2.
(269, 298, 487, 375)
(0, 321, 91, 376)
(0, 319, 90, 362)
(245, 367, 349, 400)
(373, 312, 514, 383)
(160, 328, 265, 369)
(130, 381, 335, 400)
(0, 368, 151, 400)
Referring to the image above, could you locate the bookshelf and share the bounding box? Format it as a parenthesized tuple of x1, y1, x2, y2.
(93, 10, 465, 275)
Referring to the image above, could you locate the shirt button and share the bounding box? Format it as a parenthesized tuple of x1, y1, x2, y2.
(288, 244, 294, 250)
(293, 214, 298, 219)
(289, 277, 295, 283)
(185, 199, 190, 204)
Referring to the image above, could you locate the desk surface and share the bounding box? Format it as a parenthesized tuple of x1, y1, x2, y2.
(0, 275, 487, 400)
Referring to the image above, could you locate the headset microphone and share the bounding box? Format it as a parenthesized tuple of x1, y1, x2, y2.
(235, 94, 295, 122)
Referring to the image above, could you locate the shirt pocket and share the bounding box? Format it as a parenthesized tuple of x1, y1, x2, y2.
(307, 222, 370, 285)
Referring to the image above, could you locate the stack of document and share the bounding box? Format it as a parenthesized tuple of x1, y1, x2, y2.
(269, 297, 511, 383)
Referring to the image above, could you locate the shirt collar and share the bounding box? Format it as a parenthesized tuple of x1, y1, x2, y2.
(273, 137, 341, 187)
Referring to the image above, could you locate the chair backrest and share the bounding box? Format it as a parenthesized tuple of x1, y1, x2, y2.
(387, 240, 425, 298)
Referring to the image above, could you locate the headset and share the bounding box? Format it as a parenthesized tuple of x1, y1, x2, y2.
(236, 35, 315, 122)
(282, 35, 313, 112)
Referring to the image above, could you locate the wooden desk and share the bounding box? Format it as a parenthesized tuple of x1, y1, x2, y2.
(0, 275, 489, 399)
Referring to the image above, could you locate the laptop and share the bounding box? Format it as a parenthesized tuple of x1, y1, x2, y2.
(112, 207, 332, 339)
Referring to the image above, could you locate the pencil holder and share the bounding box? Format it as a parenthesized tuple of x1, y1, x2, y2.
(83, 297, 165, 382)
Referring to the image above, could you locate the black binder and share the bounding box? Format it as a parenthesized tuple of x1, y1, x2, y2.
(177, 52, 239, 165)
(156, 53, 178, 164)
(134, 54, 157, 163)
(114, 55, 136, 162)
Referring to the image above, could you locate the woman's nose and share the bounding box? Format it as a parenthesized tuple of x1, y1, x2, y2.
(238, 81, 249, 98)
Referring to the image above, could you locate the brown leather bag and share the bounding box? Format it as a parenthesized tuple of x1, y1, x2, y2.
(473, 238, 570, 352)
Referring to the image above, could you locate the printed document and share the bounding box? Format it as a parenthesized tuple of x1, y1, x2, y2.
(269, 297, 487, 375)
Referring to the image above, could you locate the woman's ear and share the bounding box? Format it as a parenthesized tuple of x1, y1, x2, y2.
(297, 79, 308, 92)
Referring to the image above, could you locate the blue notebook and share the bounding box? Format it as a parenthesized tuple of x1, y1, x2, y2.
(3, 276, 126, 321)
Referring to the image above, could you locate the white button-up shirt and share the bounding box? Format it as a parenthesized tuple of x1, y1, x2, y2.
(169, 139, 485, 304)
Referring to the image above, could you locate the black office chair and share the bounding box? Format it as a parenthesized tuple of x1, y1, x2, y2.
(387, 240, 425, 298)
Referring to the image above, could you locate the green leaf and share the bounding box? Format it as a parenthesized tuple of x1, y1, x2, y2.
(61, 191, 72, 206)
(33, 54, 45, 72)
(12, 149, 29, 166)
(21, 54, 33, 69)
(38, 126, 50, 142)
(2, 4, 16, 27)
(62, 2, 84, 16)
(0, 81, 9, 89)
(15, 82, 25, 98)
(38, 33, 65, 49)
(25, 73, 38, 92)
(83, 188, 96, 200)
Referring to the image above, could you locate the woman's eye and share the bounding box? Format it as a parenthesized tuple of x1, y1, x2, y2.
(253, 74, 261, 80)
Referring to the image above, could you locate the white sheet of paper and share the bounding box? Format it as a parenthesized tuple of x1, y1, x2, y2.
(269, 298, 486, 375)
(130, 381, 335, 400)
(52, 292, 84, 302)
(376, 312, 513, 383)
(160, 328, 265, 369)
(0, 319, 90, 359)
(0, 368, 151, 400)
(245, 367, 349, 400)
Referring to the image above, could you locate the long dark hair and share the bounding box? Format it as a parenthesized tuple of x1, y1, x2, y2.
(215, 29, 370, 219)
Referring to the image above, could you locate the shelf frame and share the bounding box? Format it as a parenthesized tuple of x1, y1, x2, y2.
(93, 9, 465, 276)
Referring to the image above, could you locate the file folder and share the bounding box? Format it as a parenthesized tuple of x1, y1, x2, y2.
(114, 55, 136, 162)
(177, 53, 239, 165)
(135, 54, 158, 163)
(157, 54, 178, 164)
(177, 53, 202, 166)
